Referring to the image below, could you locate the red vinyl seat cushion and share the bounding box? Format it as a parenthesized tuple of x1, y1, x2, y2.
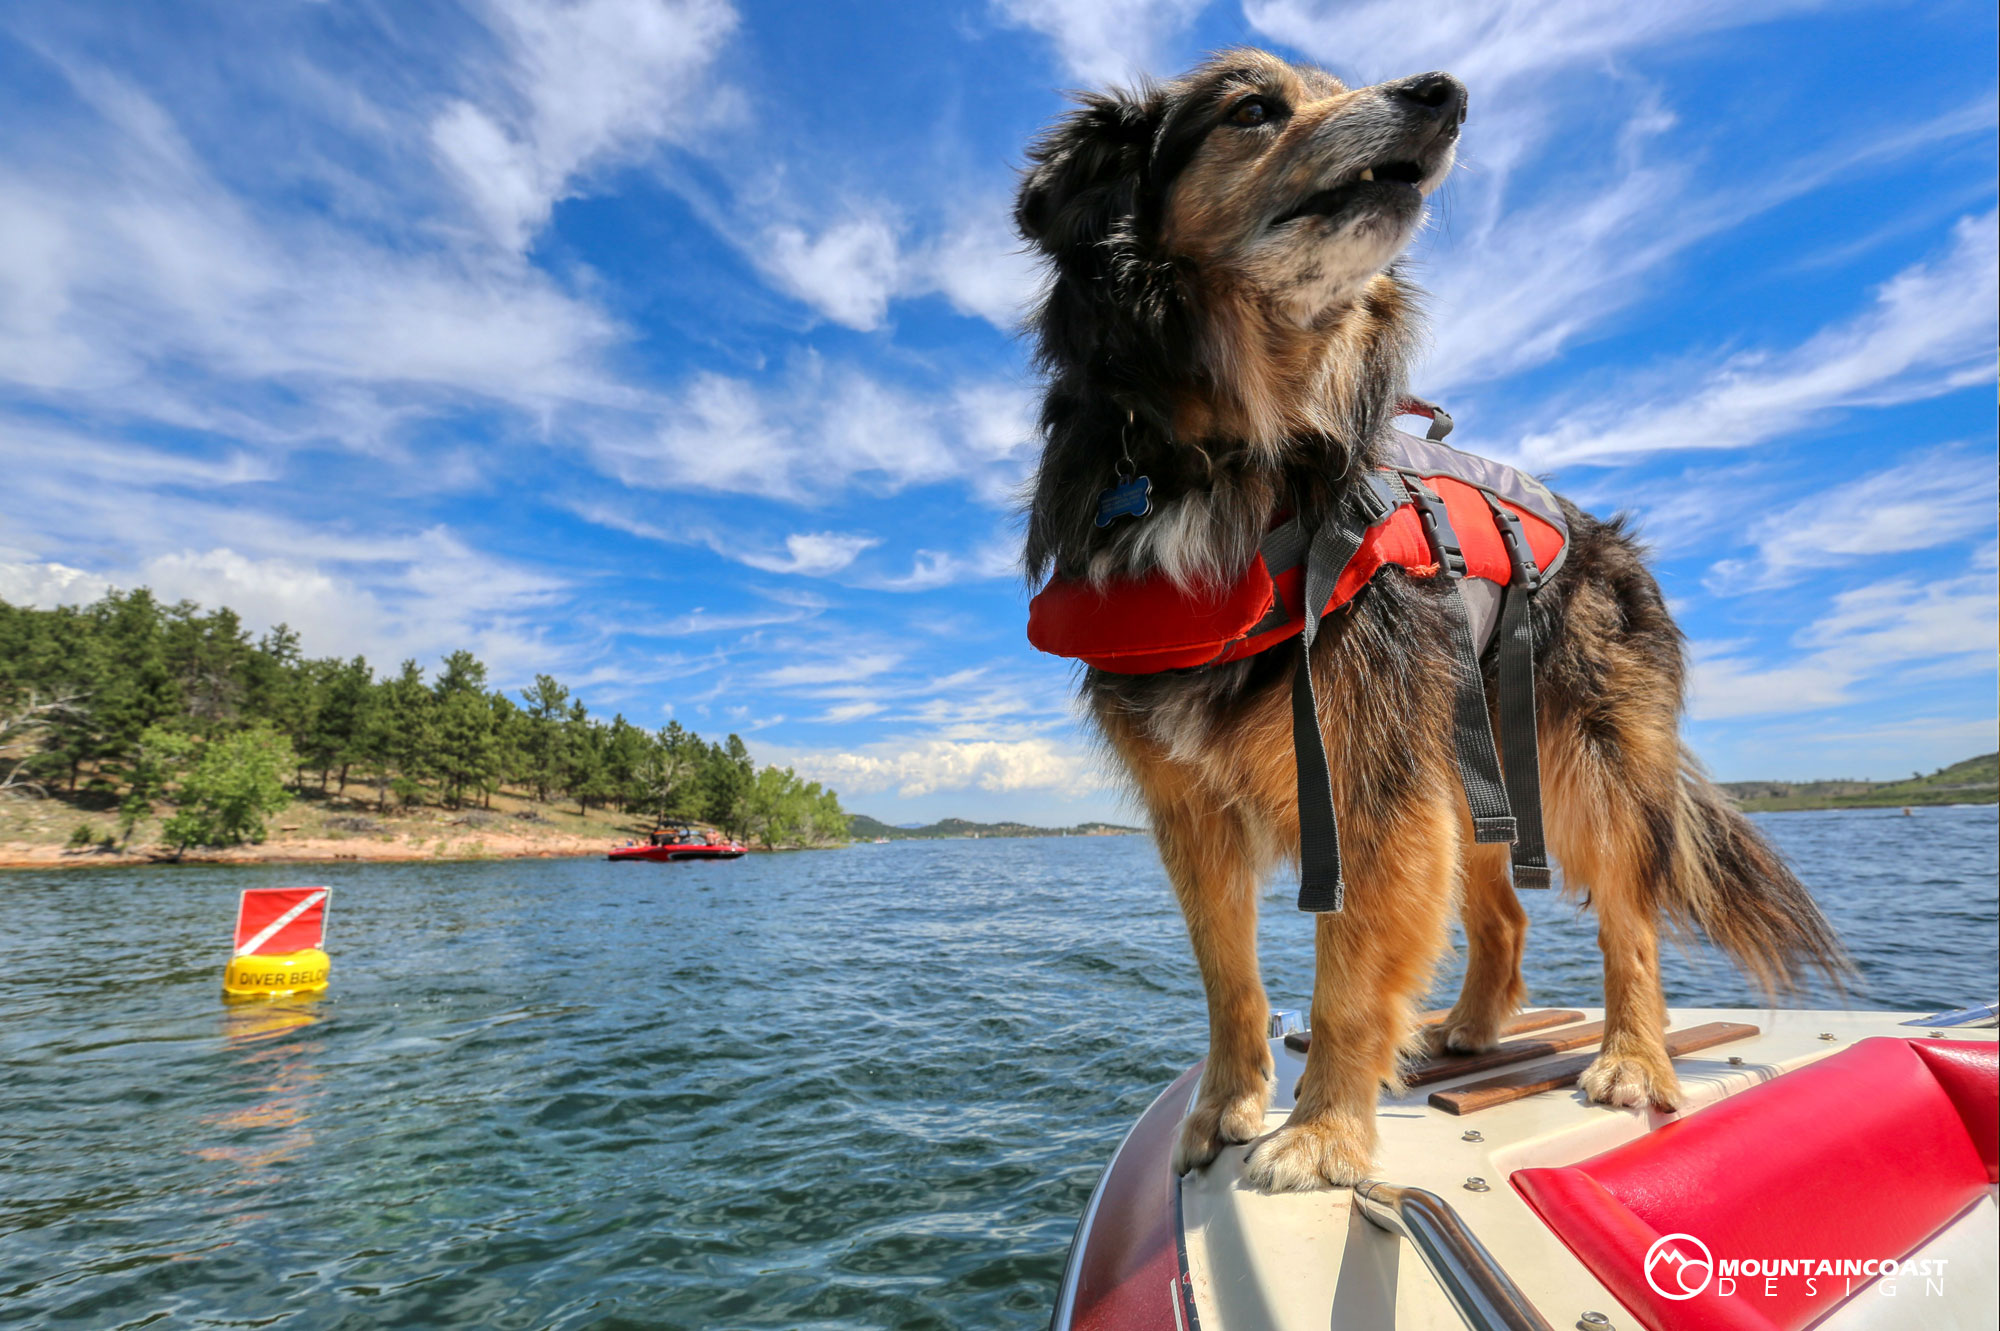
(1512, 1038, 1997, 1331)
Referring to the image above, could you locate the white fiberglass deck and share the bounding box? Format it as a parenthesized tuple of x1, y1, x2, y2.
(1177, 1008, 1999, 1331)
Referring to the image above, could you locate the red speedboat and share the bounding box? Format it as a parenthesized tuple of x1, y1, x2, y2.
(607, 826, 747, 862)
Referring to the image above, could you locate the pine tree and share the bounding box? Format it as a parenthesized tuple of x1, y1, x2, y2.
(432, 651, 496, 808)
(518, 674, 569, 803)
(376, 660, 436, 808)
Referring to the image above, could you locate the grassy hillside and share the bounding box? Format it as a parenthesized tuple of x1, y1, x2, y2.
(1722, 753, 1998, 812)
(847, 813, 1142, 840)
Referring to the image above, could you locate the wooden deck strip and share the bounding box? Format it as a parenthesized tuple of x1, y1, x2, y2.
(1427, 1021, 1762, 1115)
(1402, 1021, 1608, 1087)
(1282, 1008, 1586, 1055)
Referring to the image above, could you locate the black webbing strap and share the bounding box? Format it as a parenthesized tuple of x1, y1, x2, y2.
(1399, 478, 1516, 847)
(1292, 472, 1404, 913)
(1485, 497, 1552, 889)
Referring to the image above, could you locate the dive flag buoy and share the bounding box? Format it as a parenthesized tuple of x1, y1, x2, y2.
(222, 887, 332, 998)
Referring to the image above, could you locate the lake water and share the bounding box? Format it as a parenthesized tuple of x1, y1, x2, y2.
(1, 805, 1994, 1329)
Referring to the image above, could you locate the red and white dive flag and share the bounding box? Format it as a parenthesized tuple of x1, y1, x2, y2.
(233, 887, 330, 956)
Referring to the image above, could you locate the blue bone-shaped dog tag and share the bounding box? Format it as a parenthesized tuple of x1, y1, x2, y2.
(1095, 475, 1153, 528)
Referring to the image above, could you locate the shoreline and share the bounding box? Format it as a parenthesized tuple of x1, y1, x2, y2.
(0, 831, 629, 870)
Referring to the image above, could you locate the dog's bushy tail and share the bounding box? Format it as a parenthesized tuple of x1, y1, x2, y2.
(1656, 746, 1853, 996)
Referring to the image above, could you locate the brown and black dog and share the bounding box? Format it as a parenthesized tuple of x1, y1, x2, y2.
(1015, 49, 1847, 1192)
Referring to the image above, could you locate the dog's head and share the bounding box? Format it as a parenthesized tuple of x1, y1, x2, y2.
(1017, 49, 1461, 443)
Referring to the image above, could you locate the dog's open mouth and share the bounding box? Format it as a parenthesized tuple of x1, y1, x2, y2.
(1272, 159, 1427, 228)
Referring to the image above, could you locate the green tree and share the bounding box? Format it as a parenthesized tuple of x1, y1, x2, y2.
(432, 651, 496, 808)
(603, 714, 648, 813)
(485, 693, 523, 808)
(701, 734, 755, 838)
(120, 725, 193, 845)
(161, 601, 251, 731)
(518, 675, 569, 803)
(372, 660, 436, 808)
(304, 656, 374, 793)
(157, 726, 297, 854)
(87, 589, 180, 778)
(639, 720, 703, 824)
(560, 700, 615, 813)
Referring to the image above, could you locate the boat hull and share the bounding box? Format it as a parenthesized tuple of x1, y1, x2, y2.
(606, 845, 746, 862)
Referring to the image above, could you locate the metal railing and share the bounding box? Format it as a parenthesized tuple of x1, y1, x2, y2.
(1354, 1180, 1555, 1331)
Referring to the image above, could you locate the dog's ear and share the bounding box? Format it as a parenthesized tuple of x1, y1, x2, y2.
(1016, 91, 1159, 256)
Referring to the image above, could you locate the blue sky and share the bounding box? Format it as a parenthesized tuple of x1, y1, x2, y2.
(0, 0, 1993, 827)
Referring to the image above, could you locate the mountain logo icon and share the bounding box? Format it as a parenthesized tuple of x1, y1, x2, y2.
(1645, 1232, 1715, 1299)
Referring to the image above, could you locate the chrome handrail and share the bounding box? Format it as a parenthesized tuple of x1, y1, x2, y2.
(1354, 1180, 1554, 1331)
(1902, 1001, 1999, 1029)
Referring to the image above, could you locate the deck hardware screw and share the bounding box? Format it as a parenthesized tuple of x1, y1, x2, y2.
(1463, 1176, 1490, 1192)
(1579, 1314, 1613, 1329)
(1728, 1056, 1744, 1066)
(1461, 1130, 1484, 1142)
(1819, 1032, 1837, 1041)
(1931, 1031, 1945, 1038)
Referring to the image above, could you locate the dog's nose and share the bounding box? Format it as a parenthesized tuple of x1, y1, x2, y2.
(1389, 72, 1467, 125)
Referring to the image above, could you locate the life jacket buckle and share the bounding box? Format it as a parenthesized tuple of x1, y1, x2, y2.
(1491, 506, 1542, 594)
(1403, 479, 1468, 580)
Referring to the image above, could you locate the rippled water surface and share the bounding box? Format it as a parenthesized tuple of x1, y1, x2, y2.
(2, 805, 1994, 1329)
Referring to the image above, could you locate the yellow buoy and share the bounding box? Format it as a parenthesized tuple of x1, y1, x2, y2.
(222, 947, 332, 999)
(224, 887, 333, 999)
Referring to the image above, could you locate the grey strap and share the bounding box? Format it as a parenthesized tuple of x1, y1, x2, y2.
(1292, 473, 1404, 913)
(1399, 479, 1516, 847)
(1485, 498, 1552, 889)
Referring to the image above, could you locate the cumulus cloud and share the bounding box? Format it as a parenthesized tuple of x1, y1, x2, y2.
(749, 198, 1040, 332)
(734, 532, 883, 576)
(781, 734, 1107, 797)
(757, 215, 906, 331)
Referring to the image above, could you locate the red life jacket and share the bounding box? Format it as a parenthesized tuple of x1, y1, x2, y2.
(1027, 431, 1568, 674)
(1026, 415, 1567, 912)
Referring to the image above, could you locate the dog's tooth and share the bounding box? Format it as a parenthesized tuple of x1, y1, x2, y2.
(1359, 167, 1375, 182)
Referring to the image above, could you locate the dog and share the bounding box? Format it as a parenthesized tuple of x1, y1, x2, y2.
(1014, 49, 1848, 1192)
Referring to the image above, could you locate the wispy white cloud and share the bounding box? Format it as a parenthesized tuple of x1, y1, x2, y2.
(1245, 0, 1831, 92)
(761, 653, 903, 688)
(1513, 213, 1998, 468)
(1688, 571, 1999, 719)
(586, 361, 1037, 504)
(1248, 1, 1994, 398)
(992, 0, 1209, 86)
(1705, 446, 1999, 593)
(431, 0, 739, 252)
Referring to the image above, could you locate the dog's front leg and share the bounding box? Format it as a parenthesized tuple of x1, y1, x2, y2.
(1150, 794, 1274, 1175)
(1244, 796, 1459, 1192)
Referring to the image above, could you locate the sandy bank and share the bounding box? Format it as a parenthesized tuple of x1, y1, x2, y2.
(0, 831, 620, 870)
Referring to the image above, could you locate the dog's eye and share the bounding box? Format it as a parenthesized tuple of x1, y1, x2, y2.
(1229, 97, 1277, 127)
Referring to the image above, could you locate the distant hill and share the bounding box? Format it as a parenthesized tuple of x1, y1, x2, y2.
(847, 813, 1144, 840)
(1721, 753, 1998, 812)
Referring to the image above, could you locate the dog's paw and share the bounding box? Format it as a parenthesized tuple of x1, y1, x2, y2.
(1172, 1087, 1270, 1175)
(1580, 1051, 1683, 1111)
(1240, 1118, 1373, 1193)
(1421, 1012, 1504, 1057)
